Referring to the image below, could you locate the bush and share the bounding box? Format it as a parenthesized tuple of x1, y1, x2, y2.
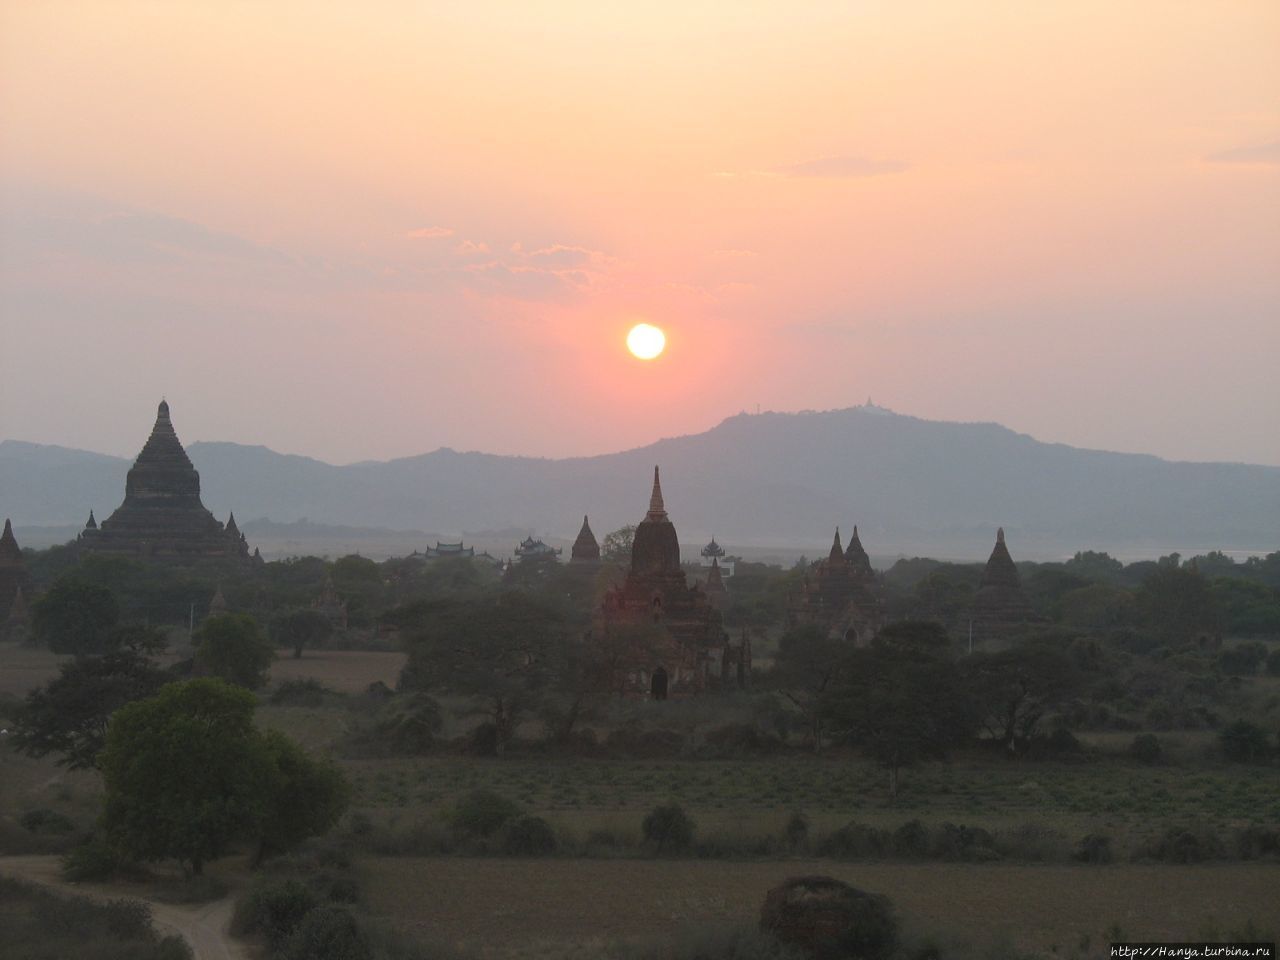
(282, 905, 372, 960)
(232, 878, 322, 949)
(1234, 825, 1280, 860)
(997, 823, 1069, 862)
(21, 807, 75, 835)
(270, 679, 337, 708)
(1128, 734, 1163, 764)
(643, 804, 696, 854)
(760, 875, 898, 960)
(820, 822, 890, 859)
(784, 811, 809, 850)
(1075, 833, 1114, 864)
(1151, 825, 1225, 863)
(62, 835, 146, 882)
(450, 790, 521, 839)
(373, 694, 442, 755)
(1266, 649, 1280, 677)
(1219, 720, 1272, 763)
(932, 823, 997, 861)
(1217, 642, 1267, 676)
(501, 816, 558, 856)
(466, 722, 499, 757)
(891, 820, 930, 858)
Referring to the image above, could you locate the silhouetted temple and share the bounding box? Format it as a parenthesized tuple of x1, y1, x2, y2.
(0, 518, 32, 625)
(788, 525, 883, 645)
(78, 401, 251, 562)
(596, 467, 747, 698)
(972, 527, 1035, 641)
(570, 515, 600, 564)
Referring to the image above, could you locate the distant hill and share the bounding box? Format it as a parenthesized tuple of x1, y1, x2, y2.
(3, 407, 1277, 560)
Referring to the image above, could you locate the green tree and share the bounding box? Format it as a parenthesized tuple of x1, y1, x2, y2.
(965, 641, 1084, 754)
(601, 524, 637, 565)
(195, 613, 275, 689)
(1138, 563, 1221, 644)
(268, 608, 334, 660)
(11, 647, 169, 769)
(32, 579, 120, 654)
(770, 623, 850, 753)
(395, 592, 567, 755)
(253, 729, 350, 864)
(100, 679, 275, 875)
(99, 678, 349, 875)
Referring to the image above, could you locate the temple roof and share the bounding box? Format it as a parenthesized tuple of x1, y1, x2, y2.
(631, 465, 681, 575)
(979, 527, 1021, 590)
(705, 557, 725, 592)
(844, 524, 872, 575)
(701, 537, 725, 558)
(85, 510, 97, 530)
(0, 519, 21, 564)
(571, 515, 600, 561)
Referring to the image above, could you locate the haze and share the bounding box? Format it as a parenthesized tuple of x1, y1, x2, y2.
(1, 2, 1277, 466)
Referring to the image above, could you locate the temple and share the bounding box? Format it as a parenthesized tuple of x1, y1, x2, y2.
(0, 518, 32, 627)
(78, 401, 251, 562)
(595, 467, 747, 698)
(570, 515, 600, 564)
(787, 525, 883, 645)
(971, 527, 1035, 642)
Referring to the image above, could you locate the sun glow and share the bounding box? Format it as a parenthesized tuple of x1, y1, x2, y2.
(626, 323, 666, 360)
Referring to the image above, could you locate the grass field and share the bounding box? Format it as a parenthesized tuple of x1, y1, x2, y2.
(362, 858, 1280, 958)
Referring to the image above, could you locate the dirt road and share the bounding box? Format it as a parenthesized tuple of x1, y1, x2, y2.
(0, 855, 248, 960)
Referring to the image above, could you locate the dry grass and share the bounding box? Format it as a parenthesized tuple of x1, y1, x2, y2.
(362, 857, 1280, 959)
(268, 649, 406, 694)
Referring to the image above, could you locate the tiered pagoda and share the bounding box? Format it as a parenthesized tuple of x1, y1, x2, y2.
(78, 400, 250, 562)
(0, 518, 32, 627)
(971, 528, 1035, 642)
(788, 525, 883, 645)
(569, 515, 600, 565)
(596, 467, 745, 698)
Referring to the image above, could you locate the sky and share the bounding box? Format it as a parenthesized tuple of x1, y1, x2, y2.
(1, 1, 1277, 467)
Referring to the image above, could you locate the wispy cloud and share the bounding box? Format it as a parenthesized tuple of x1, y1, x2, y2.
(1205, 139, 1280, 166)
(406, 225, 454, 239)
(773, 155, 909, 178)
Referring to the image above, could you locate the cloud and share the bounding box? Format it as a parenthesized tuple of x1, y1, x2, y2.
(406, 225, 454, 239)
(773, 155, 909, 178)
(523, 244, 595, 269)
(1205, 140, 1280, 166)
(455, 239, 489, 255)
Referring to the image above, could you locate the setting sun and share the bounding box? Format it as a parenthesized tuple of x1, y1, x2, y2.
(626, 323, 665, 361)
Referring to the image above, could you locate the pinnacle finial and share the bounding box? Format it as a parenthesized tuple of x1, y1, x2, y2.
(996, 527, 1005, 544)
(157, 399, 170, 420)
(647, 465, 666, 517)
(829, 526, 844, 562)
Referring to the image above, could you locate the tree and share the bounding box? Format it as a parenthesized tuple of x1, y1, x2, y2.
(253, 729, 350, 864)
(11, 648, 169, 769)
(195, 613, 275, 689)
(99, 678, 349, 875)
(269, 608, 334, 660)
(396, 592, 567, 755)
(965, 641, 1084, 755)
(32, 579, 120, 654)
(824, 639, 976, 796)
(100, 679, 276, 875)
(601, 524, 637, 565)
(770, 624, 850, 753)
(1138, 564, 1221, 644)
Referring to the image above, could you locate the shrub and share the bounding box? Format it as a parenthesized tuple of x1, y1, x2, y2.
(1266, 649, 1280, 677)
(21, 808, 75, 835)
(501, 816, 558, 856)
(282, 905, 372, 960)
(1234, 825, 1280, 860)
(932, 823, 997, 861)
(820, 822, 890, 859)
(760, 875, 898, 960)
(997, 823, 1069, 862)
(232, 878, 322, 949)
(643, 804, 696, 854)
(466, 722, 499, 757)
(1075, 833, 1114, 864)
(449, 790, 521, 839)
(1128, 734, 1163, 764)
(891, 820, 930, 858)
(1151, 825, 1225, 863)
(1219, 720, 1272, 763)
(373, 694, 442, 755)
(784, 811, 809, 850)
(704, 724, 778, 756)
(1217, 642, 1267, 677)
(62, 835, 146, 882)
(270, 679, 336, 708)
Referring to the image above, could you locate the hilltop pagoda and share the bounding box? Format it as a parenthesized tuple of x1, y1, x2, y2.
(78, 400, 250, 562)
(596, 467, 746, 698)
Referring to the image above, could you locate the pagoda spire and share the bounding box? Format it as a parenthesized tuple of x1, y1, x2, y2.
(828, 526, 845, 563)
(0, 519, 20, 562)
(86, 510, 97, 530)
(647, 465, 667, 519)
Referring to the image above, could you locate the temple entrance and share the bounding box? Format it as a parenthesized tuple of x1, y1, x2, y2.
(650, 666, 668, 701)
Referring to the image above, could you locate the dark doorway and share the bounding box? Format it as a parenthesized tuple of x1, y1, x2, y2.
(650, 666, 668, 700)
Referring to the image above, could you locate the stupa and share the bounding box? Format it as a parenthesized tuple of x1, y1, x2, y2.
(788, 525, 883, 645)
(78, 401, 250, 562)
(0, 518, 32, 623)
(971, 527, 1035, 641)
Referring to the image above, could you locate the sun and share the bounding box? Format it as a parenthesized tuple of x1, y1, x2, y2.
(626, 323, 666, 360)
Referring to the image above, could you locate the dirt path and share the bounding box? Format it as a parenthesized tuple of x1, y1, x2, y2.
(0, 855, 249, 960)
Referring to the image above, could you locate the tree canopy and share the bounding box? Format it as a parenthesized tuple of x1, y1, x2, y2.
(194, 613, 275, 689)
(32, 579, 120, 655)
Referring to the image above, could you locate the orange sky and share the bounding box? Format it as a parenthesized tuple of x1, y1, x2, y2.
(1, 1, 1277, 464)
